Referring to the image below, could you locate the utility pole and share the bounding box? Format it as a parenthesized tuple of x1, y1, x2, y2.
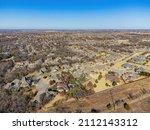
(110, 90, 115, 110)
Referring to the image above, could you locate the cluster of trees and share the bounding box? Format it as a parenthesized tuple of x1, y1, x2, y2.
(0, 60, 15, 86)
(112, 81, 117, 86)
(105, 83, 110, 87)
(94, 72, 103, 86)
(98, 72, 102, 80)
(139, 72, 150, 77)
(0, 87, 37, 112)
(106, 102, 130, 111)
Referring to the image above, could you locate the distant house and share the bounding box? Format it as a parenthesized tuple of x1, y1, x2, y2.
(131, 56, 146, 64)
(126, 72, 138, 80)
(111, 69, 126, 76)
(56, 82, 68, 92)
(67, 84, 75, 90)
(122, 63, 134, 69)
(135, 67, 144, 74)
(25, 77, 34, 86)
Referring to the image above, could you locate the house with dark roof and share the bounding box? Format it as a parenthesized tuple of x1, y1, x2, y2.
(131, 56, 146, 65)
(25, 77, 34, 86)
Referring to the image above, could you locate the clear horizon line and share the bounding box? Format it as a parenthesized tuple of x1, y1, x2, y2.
(1, 28, 150, 30)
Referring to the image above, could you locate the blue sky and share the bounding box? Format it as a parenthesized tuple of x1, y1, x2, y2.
(0, 0, 150, 29)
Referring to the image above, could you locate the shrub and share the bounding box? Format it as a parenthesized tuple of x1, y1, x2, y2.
(105, 83, 110, 87)
(139, 72, 150, 77)
(112, 81, 117, 86)
(106, 103, 113, 110)
(124, 102, 130, 110)
(91, 108, 98, 113)
(95, 79, 98, 83)
(98, 74, 102, 80)
(93, 84, 97, 88)
(49, 80, 56, 85)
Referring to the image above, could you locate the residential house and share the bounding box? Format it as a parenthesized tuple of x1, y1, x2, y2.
(56, 82, 68, 92)
(122, 63, 134, 69)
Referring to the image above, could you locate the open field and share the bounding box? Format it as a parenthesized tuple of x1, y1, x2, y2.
(45, 77, 150, 113)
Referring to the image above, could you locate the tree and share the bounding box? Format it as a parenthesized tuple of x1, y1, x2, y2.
(49, 80, 56, 85)
(0, 88, 34, 112)
(124, 102, 130, 110)
(139, 72, 150, 77)
(106, 103, 112, 110)
(105, 83, 110, 87)
(93, 84, 97, 88)
(98, 74, 102, 80)
(112, 81, 117, 86)
(95, 79, 98, 83)
(87, 81, 93, 87)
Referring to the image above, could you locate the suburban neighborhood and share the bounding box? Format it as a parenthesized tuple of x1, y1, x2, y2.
(0, 30, 150, 112)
